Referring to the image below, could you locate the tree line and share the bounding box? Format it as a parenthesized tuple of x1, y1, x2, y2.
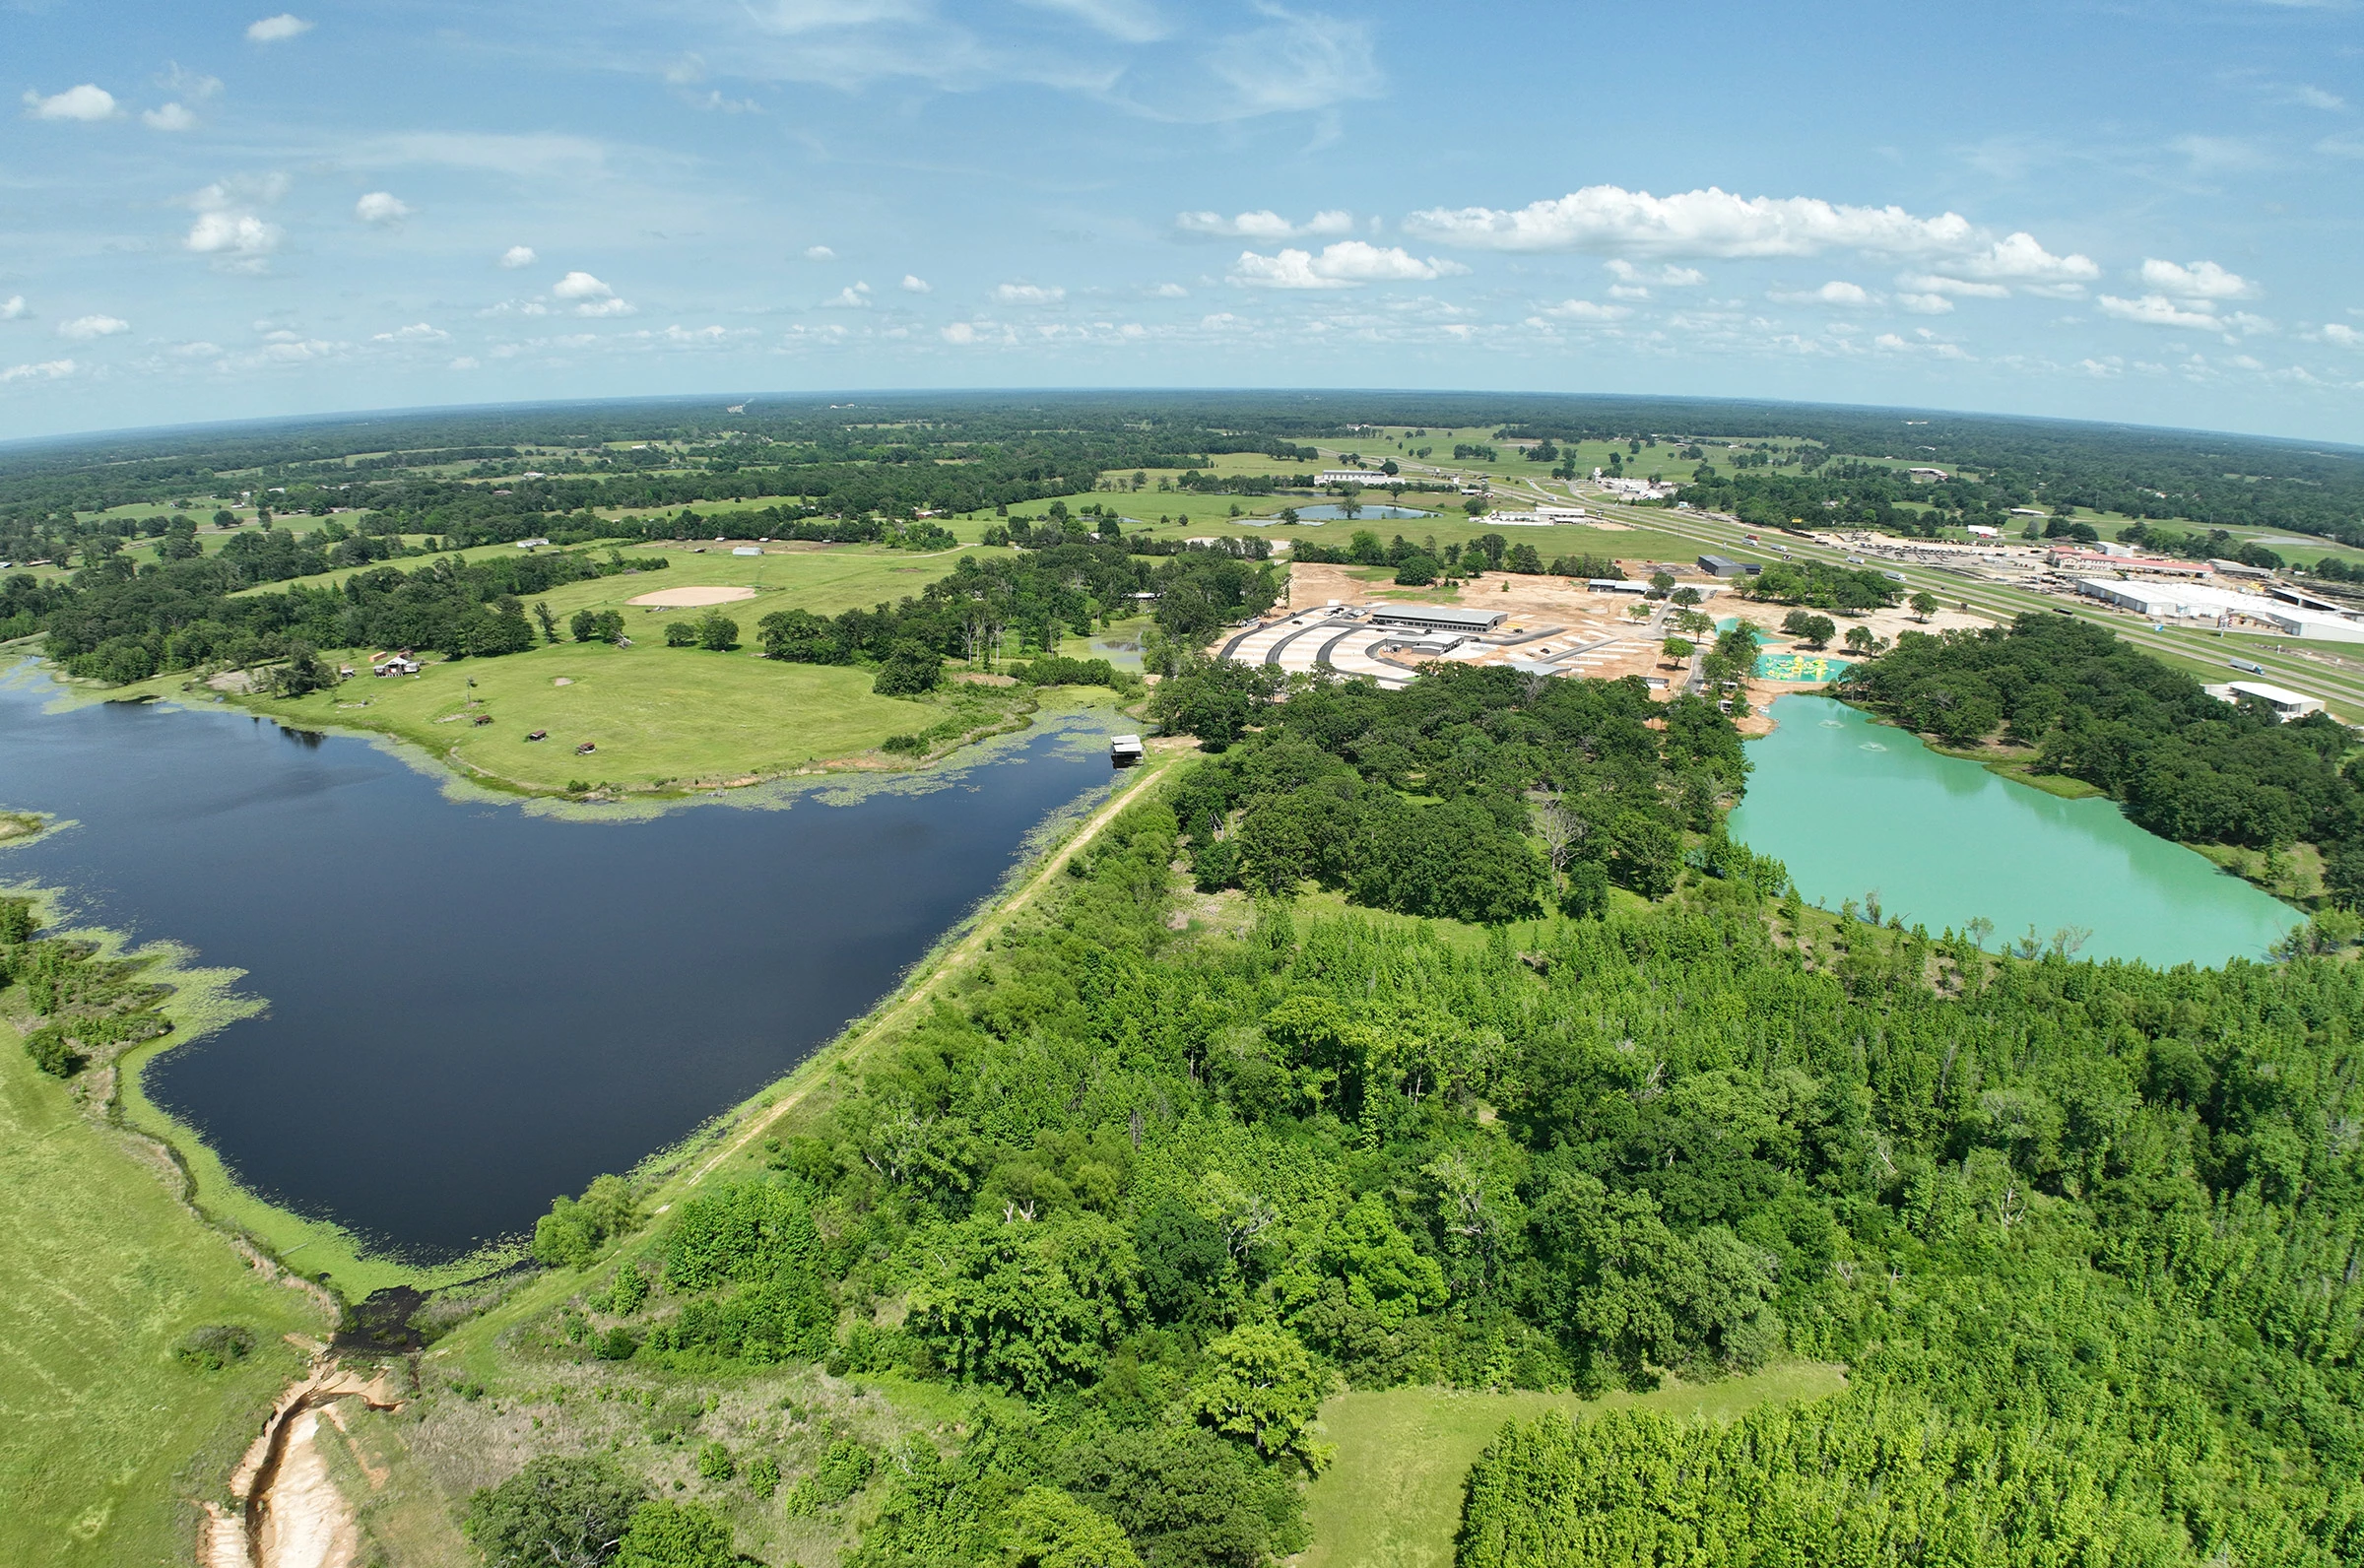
(1850, 614, 2364, 873)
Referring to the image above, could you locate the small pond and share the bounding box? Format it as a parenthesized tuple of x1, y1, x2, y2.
(0, 667, 1124, 1261)
(1727, 695, 2300, 966)
(1290, 504, 1434, 521)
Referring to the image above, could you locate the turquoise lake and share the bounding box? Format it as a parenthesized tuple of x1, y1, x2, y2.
(1727, 695, 2302, 966)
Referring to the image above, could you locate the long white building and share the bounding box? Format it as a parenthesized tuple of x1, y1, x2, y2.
(2075, 578, 2364, 643)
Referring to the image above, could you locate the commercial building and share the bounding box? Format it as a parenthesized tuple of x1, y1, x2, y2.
(2073, 578, 2364, 643)
(2201, 682, 2327, 721)
(1366, 604, 1507, 634)
(1315, 470, 1394, 487)
(1696, 555, 1759, 577)
(2047, 548, 2209, 577)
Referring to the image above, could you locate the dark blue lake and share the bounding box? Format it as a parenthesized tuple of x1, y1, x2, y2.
(0, 668, 1119, 1262)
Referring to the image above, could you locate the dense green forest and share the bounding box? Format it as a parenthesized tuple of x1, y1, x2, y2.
(1850, 616, 2364, 881)
(504, 685, 2364, 1567)
(4, 393, 2358, 566)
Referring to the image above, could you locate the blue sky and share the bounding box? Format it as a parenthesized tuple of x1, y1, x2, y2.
(3, 0, 2361, 442)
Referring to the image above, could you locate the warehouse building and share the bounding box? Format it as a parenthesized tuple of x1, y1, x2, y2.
(2201, 681, 2327, 721)
(1366, 604, 1508, 634)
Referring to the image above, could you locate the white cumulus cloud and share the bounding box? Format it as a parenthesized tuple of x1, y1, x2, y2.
(1150, 282, 1189, 298)
(1176, 209, 1353, 240)
(372, 323, 448, 342)
(1607, 259, 1706, 287)
(1775, 280, 1875, 306)
(942, 322, 979, 345)
(23, 84, 118, 121)
(1, 359, 76, 382)
(58, 314, 129, 340)
(901, 274, 931, 294)
(803, 244, 836, 261)
(1228, 241, 1465, 289)
(449, 356, 480, 370)
(1535, 299, 1632, 323)
(2099, 294, 2224, 330)
(186, 211, 281, 257)
(2137, 258, 2257, 299)
(995, 282, 1067, 303)
(144, 102, 197, 131)
(0, 296, 27, 320)
(822, 282, 875, 308)
(246, 13, 312, 42)
(355, 191, 412, 224)
(1405, 185, 2094, 300)
(1897, 293, 1955, 315)
(2320, 323, 2360, 349)
(1895, 272, 2010, 299)
(499, 245, 537, 269)
(552, 271, 632, 315)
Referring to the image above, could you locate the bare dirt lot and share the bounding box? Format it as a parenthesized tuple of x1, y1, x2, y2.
(624, 584, 761, 609)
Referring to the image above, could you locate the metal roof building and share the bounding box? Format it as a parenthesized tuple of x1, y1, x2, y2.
(1365, 604, 1507, 633)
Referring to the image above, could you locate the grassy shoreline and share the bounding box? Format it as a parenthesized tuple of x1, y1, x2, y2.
(0, 847, 335, 1563)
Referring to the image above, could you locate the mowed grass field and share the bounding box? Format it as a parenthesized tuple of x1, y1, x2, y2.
(0, 1017, 326, 1566)
(1299, 1362, 1848, 1568)
(226, 545, 1033, 792)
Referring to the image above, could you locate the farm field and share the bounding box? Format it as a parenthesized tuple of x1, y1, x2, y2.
(0, 1015, 326, 1568)
(1299, 1364, 1849, 1568)
(242, 639, 978, 793)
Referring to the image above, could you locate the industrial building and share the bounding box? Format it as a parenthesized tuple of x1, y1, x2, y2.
(1696, 555, 1760, 577)
(1315, 470, 1394, 487)
(2201, 682, 2327, 721)
(2073, 579, 2364, 643)
(1365, 604, 1508, 634)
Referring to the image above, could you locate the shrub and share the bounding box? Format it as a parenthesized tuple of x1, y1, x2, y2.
(618, 1501, 734, 1568)
(1014, 655, 1122, 689)
(173, 1323, 256, 1371)
(465, 1455, 648, 1568)
(665, 621, 698, 648)
(694, 1442, 734, 1481)
(23, 1024, 80, 1077)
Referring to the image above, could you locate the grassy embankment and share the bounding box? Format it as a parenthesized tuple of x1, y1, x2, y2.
(0, 1005, 329, 1567)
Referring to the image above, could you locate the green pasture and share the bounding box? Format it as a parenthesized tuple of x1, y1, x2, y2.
(245, 643, 956, 794)
(215, 545, 1051, 793)
(1300, 1363, 1848, 1568)
(0, 1015, 327, 1567)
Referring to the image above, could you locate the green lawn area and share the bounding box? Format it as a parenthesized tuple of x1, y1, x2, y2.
(249, 641, 977, 793)
(206, 543, 1042, 794)
(0, 1015, 327, 1567)
(1300, 1363, 1848, 1568)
